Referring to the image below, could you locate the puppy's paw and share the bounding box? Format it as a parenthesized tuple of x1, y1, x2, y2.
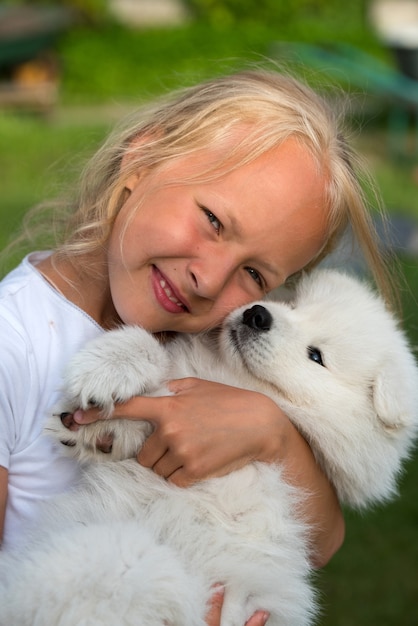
(62, 326, 170, 416)
(45, 411, 154, 462)
(46, 326, 169, 462)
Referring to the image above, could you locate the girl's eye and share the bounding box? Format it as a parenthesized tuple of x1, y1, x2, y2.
(245, 267, 264, 288)
(202, 207, 222, 234)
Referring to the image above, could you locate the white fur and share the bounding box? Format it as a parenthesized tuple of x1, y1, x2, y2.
(1, 269, 417, 626)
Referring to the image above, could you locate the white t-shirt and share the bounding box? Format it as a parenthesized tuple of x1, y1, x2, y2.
(0, 252, 103, 550)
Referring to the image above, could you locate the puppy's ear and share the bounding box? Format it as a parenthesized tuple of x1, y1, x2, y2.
(373, 357, 416, 432)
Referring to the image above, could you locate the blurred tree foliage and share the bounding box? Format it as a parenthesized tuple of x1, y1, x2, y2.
(184, 0, 367, 26)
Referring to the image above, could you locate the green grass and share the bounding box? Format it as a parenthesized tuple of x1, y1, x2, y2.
(319, 452, 418, 626)
(1, 16, 418, 626)
(56, 18, 390, 105)
(0, 111, 110, 272)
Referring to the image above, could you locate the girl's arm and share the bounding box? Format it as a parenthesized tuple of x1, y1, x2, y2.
(74, 378, 345, 567)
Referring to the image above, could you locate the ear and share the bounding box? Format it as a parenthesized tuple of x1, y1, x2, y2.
(121, 143, 143, 191)
(121, 132, 157, 191)
(124, 170, 141, 192)
(373, 357, 416, 432)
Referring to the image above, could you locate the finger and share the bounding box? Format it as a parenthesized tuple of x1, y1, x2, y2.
(205, 585, 224, 626)
(139, 440, 185, 481)
(73, 407, 103, 424)
(157, 465, 191, 488)
(112, 396, 168, 421)
(245, 611, 270, 626)
(73, 396, 169, 425)
(137, 437, 170, 471)
(151, 454, 182, 481)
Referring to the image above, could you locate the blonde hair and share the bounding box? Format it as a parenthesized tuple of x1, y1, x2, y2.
(9, 69, 399, 308)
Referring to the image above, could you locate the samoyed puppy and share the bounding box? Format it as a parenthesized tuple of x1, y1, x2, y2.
(0, 269, 417, 626)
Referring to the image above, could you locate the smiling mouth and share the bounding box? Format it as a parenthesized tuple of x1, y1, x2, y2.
(159, 277, 188, 310)
(153, 266, 189, 312)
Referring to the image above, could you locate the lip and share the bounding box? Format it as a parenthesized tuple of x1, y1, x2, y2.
(151, 266, 190, 314)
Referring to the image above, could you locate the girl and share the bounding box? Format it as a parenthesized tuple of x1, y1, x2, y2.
(0, 69, 394, 624)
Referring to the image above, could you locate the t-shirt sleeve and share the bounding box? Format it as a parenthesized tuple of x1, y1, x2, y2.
(0, 320, 32, 470)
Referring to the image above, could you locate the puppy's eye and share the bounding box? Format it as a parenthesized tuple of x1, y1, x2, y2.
(308, 346, 325, 367)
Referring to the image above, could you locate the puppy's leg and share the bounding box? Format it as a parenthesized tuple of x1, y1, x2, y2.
(47, 326, 171, 461)
(62, 326, 170, 415)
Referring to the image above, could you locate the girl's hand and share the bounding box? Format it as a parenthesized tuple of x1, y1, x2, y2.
(206, 586, 269, 626)
(74, 378, 286, 487)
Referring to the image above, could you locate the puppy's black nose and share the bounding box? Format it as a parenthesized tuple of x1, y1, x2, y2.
(242, 305, 272, 331)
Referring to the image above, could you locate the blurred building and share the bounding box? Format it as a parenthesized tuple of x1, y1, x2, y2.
(370, 0, 418, 78)
(108, 0, 189, 27)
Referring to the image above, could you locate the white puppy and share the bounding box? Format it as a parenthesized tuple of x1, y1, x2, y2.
(1, 269, 417, 626)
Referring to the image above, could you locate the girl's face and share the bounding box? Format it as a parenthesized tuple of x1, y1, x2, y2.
(107, 137, 329, 333)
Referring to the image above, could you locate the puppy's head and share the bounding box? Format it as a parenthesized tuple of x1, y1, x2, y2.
(220, 269, 418, 507)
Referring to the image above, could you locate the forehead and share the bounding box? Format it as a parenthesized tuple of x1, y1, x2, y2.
(161, 127, 315, 172)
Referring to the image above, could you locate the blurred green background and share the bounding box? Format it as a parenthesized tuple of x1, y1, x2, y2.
(1, 1, 417, 624)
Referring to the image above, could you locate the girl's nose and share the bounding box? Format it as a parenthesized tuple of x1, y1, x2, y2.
(188, 253, 236, 301)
